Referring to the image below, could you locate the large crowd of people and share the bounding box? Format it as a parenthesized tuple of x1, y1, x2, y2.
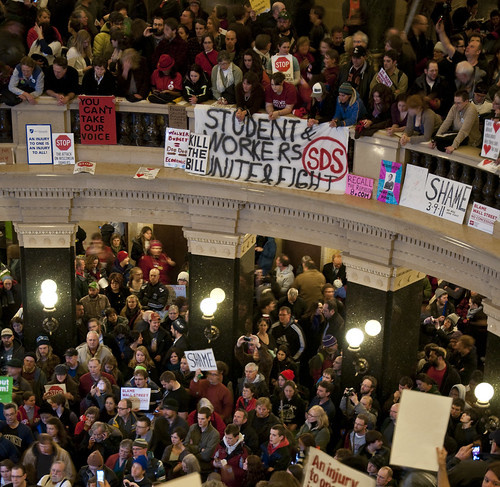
(1, 0, 500, 157)
(0, 221, 497, 487)
(0, 0, 499, 485)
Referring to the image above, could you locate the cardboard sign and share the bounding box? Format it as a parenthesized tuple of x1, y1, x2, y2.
(186, 133, 210, 175)
(481, 119, 500, 159)
(168, 105, 188, 130)
(377, 160, 402, 204)
(0, 376, 13, 403)
(271, 54, 294, 83)
(377, 68, 393, 87)
(155, 473, 202, 487)
(79, 96, 117, 145)
(185, 349, 217, 371)
(391, 389, 452, 471)
(304, 448, 375, 487)
(121, 387, 151, 410)
(422, 174, 471, 224)
(44, 384, 67, 396)
(468, 202, 500, 234)
(74, 161, 96, 175)
(195, 106, 349, 194)
(52, 133, 75, 165)
(250, 0, 270, 15)
(478, 158, 500, 174)
(0, 147, 14, 165)
(346, 174, 374, 199)
(134, 167, 160, 179)
(165, 128, 190, 168)
(26, 124, 52, 164)
(400, 164, 429, 210)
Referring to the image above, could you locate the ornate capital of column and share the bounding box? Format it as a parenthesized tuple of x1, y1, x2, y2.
(483, 299, 500, 337)
(343, 255, 426, 292)
(183, 228, 255, 259)
(14, 223, 77, 248)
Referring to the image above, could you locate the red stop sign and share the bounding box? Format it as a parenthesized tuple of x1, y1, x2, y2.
(55, 134, 72, 151)
(274, 56, 291, 72)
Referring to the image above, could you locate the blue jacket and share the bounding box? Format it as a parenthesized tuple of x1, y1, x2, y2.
(333, 95, 367, 127)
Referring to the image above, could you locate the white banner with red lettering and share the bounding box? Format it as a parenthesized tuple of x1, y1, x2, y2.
(194, 106, 349, 194)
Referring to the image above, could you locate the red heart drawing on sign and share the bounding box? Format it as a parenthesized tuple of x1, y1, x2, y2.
(483, 160, 493, 165)
(136, 173, 144, 177)
(147, 168, 154, 170)
(494, 122, 500, 133)
(484, 144, 491, 154)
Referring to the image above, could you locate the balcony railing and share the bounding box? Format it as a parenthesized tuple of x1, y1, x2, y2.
(1, 97, 499, 210)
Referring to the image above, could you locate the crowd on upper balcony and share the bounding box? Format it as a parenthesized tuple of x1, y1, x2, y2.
(1, 0, 500, 156)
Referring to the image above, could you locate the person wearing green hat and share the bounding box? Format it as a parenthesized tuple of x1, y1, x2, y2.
(330, 82, 367, 128)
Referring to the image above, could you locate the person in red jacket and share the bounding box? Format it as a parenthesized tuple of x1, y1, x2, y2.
(138, 240, 175, 285)
(213, 423, 249, 487)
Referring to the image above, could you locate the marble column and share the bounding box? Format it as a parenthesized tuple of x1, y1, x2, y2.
(342, 256, 426, 400)
(183, 229, 255, 376)
(483, 300, 500, 410)
(14, 223, 77, 355)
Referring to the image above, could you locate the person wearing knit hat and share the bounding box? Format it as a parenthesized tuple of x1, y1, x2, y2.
(279, 369, 294, 382)
(138, 239, 175, 286)
(123, 454, 150, 487)
(309, 335, 339, 384)
(177, 271, 189, 284)
(87, 450, 104, 468)
(36, 335, 60, 380)
(111, 250, 133, 283)
(330, 82, 367, 128)
(429, 288, 455, 320)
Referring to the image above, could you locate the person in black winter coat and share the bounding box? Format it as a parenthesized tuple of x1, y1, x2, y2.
(182, 64, 211, 104)
(81, 58, 116, 96)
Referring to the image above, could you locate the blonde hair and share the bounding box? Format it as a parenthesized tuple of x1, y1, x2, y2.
(75, 30, 92, 58)
(308, 405, 329, 429)
(128, 345, 155, 370)
(121, 48, 141, 69)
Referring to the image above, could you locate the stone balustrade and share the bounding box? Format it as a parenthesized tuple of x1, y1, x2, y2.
(1, 99, 499, 210)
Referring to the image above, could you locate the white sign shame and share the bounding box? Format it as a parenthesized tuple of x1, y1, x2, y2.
(422, 174, 472, 224)
(185, 349, 217, 371)
(468, 202, 500, 234)
(26, 124, 52, 164)
(164, 128, 190, 168)
(399, 164, 429, 210)
(481, 119, 500, 159)
(304, 447, 375, 487)
(194, 106, 349, 193)
(121, 387, 151, 410)
(186, 133, 210, 175)
(52, 133, 75, 165)
(390, 390, 452, 471)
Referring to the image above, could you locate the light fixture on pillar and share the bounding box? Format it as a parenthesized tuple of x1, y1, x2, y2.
(474, 382, 494, 408)
(365, 320, 382, 337)
(200, 289, 225, 343)
(40, 279, 59, 335)
(346, 328, 364, 352)
(345, 327, 369, 376)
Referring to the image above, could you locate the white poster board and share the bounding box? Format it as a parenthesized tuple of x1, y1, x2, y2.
(421, 174, 472, 224)
(121, 387, 151, 410)
(52, 133, 75, 165)
(390, 389, 452, 471)
(185, 133, 209, 175)
(26, 124, 52, 164)
(164, 128, 190, 168)
(185, 349, 217, 371)
(400, 164, 429, 210)
(304, 447, 375, 487)
(154, 473, 202, 487)
(480, 119, 500, 160)
(467, 202, 500, 234)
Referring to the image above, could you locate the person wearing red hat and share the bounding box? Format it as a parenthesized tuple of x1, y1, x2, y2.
(112, 251, 133, 283)
(138, 240, 175, 285)
(148, 54, 183, 104)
